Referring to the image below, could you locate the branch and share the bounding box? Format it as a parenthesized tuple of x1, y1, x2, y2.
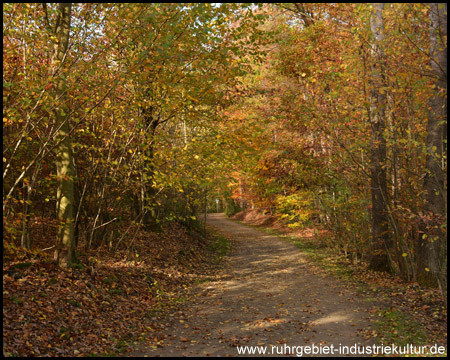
(42, 3, 53, 33)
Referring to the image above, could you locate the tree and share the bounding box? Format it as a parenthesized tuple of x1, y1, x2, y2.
(45, 3, 75, 267)
(367, 3, 392, 272)
(417, 3, 447, 294)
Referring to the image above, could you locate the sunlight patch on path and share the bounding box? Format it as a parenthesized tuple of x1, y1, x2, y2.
(131, 213, 377, 357)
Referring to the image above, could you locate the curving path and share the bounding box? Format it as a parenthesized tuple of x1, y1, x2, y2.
(132, 213, 378, 357)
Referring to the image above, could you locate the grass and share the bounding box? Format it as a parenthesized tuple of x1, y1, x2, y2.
(376, 309, 427, 347)
(207, 231, 232, 264)
(194, 277, 213, 284)
(374, 308, 446, 357)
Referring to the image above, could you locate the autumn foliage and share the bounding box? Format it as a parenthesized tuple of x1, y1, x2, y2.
(2, 2, 447, 357)
(221, 4, 446, 296)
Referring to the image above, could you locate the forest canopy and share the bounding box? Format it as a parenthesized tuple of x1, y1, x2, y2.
(3, 2, 447, 300)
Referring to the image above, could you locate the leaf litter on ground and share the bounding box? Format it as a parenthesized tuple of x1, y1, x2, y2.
(3, 221, 225, 357)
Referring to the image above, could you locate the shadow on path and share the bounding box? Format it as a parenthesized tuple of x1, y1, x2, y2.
(130, 213, 377, 357)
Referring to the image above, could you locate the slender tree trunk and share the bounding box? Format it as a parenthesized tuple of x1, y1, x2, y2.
(52, 3, 74, 267)
(142, 104, 160, 231)
(20, 181, 31, 249)
(20, 163, 40, 249)
(417, 3, 447, 294)
(368, 3, 391, 272)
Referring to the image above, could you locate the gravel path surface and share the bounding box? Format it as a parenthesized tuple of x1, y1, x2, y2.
(131, 213, 378, 357)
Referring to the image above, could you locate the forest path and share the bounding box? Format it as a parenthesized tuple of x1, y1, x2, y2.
(131, 213, 378, 357)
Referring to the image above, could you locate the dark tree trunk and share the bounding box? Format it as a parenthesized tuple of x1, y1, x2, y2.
(368, 3, 392, 272)
(416, 3, 447, 293)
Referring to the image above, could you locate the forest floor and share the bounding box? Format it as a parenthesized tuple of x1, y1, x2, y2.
(3, 212, 446, 357)
(3, 221, 225, 357)
(130, 212, 447, 357)
(130, 213, 382, 357)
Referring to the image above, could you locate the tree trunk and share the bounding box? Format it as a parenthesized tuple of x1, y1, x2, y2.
(417, 3, 447, 293)
(52, 3, 74, 267)
(368, 3, 391, 272)
(142, 104, 160, 231)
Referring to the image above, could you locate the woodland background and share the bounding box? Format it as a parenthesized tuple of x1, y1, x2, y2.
(3, 3, 447, 356)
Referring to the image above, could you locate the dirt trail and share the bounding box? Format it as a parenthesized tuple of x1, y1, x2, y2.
(131, 213, 378, 357)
